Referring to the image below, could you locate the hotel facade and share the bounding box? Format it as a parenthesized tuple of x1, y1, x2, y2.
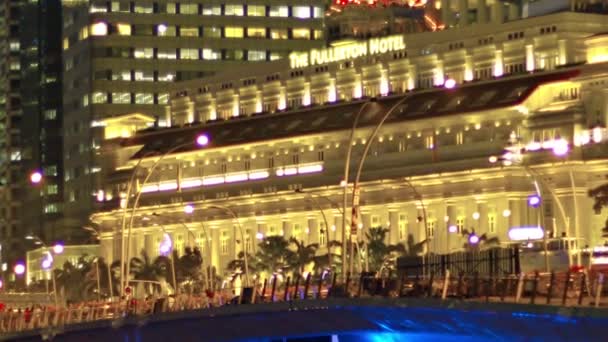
(91, 9, 608, 276)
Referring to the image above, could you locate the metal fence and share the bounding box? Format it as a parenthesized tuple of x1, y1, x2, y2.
(3, 267, 607, 336)
(397, 247, 520, 277)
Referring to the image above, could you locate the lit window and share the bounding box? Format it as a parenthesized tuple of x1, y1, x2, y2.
(91, 22, 108, 36)
(270, 29, 288, 39)
(90, 4, 107, 13)
(220, 231, 229, 254)
(292, 6, 311, 18)
(135, 93, 154, 104)
(270, 52, 283, 61)
(202, 48, 221, 60)
(247, 27, 266, 38)
(202, 5, 221, 15)
(225, 27, 244, 38)
(314, 30, 324, 39)
(117, 23, 131, 35)
(44, 165, 58, 176)
(319, 223, 326, 246)
(9, 62, 20, 71)
(44, 110, 57, 120)
(166, 3, 176, 13)
(46, 184, 58, 195)
(224, 4, 244, 16)
(112, 92, 131, 104)
(248, 50, 266, 61)
(456, 217, 465, 233)
(158, 49, 177, 59)
(292, 28, 310, 40)
(180, 48, 199, 60)
(111, 70, 132, 81)
(157, 93, 169, 104)
(158, 72, 175, 82)
(82, 95, 90, 107)
(10, 150, 21, 161)
(134, 3, 153, 13)
(134, 70, 154, 81)
(205, 26, 222, 38)
(44, 204, 59, 214)
(180, 3, 198, 14)
(92, 92, 108, 104)
(269, 6, 288, 17)
(134, 48, 154, 59)
(313, 7, 324, 18)
(247, 5, 265, 16)
(427, 220, 436, 238)
(180, 27, 199, 37)
(78, 27, 88, 40)
(9, 41, 20, 51)
(456, 131, 464, 145)
(488, 214, 496, 234)
(63, 38, 69, 50)
(398, 214, 407, 240)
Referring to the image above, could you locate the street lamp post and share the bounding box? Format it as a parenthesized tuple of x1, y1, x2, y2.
(402, 179, 429, 277)
(26, 235, 63, 308)
(121, 134, 210, 297)
(348, 94, 415, 275)
(342, 100, 379, 281)
(184, 206, 213, 289)
(295, 189, 333, 272)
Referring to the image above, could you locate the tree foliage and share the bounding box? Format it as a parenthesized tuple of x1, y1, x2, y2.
(589, 182, 608, 236)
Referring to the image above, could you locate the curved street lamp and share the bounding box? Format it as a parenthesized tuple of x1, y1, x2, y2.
(25, 234, 62, 308)
(345, 93, 414, 275)
(121, 133, 210, 296)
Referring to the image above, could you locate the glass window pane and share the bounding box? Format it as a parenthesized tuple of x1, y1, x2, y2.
(270, 29, 288, 39)
(204, 27, 221, 38)
(292, 28, 310, 40)
(269, 6, 288, 17)
(202, 5, 221, 15)
(292, 6, 310, 19)
(247, 5, 265, 16)
(225, 27, 244, 38)
(224, 4, 244, 16)
(247, 50, 266, 61)
(247, 27, 266, 38)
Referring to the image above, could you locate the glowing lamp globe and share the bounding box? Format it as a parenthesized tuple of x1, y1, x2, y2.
(157, 24, 167, 34)
(552, 138, 569, 156)
(14, 263, 25, 275)
(196, 134, 210, 147)
(184, 204, 194, 214)
(53, 243, 64, 254)
(448, 225, 458, 233)
(527, 194, 541, 208)
(159, 233, 173, 256)
(41, 258, 52, 270)
(468, 234, 480, 245)
(30, 171, 43, 184)
(255, 232, 264, 240)
(444, 79, 456, 89)
(502, 209, 511, 218)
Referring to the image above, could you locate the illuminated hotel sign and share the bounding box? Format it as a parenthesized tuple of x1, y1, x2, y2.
(289, 35, 406, 69)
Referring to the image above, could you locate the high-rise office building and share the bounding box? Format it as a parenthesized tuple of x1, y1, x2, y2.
(60, 0, 328, 235)
(0, 0, 64, 270)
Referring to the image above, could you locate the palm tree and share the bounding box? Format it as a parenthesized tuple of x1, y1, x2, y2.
(313, 240, 342, 274)
(289, 238, 318, 276)
(461, 228, 501, 251)
(54, 255, 94, 303)
(176, 246, 203, 284)
(254, 236, 295, 278)
(129, 250, 173, 294)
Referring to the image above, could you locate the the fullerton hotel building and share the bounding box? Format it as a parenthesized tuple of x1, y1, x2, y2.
(91, 10, 608, 275)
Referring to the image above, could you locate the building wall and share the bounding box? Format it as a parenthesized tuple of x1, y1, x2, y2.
(93, 59, 608, 276)
(60, 0, 328, 235)
(169, 11, 608, 125)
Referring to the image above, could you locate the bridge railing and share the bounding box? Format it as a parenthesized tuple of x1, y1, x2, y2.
(1, 269, 606, 335)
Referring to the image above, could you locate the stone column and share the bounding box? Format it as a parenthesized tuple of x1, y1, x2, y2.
(458, 0, 469, 26)
(491, 0, 504, 24)
(508, 2, 519, 21)
(478, 202, 488, 235)
(144, 234, 154, 258)
(388, 210, 400, 245)
(446, 204, 457, 252)
(282, 220, 292, 240)
(441, 0, 452, 28)
(333, 213, 343, 244)
(525, 44, 535, 72)
(307, 218, 318, 246)
(477, 0, 487, 24)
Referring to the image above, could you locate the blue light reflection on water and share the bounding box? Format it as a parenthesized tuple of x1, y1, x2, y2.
(336, 332, 488, 342)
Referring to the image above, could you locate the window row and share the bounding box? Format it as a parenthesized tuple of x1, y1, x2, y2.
(90, 22, 322, 40)
(89, 92, 170, 105)
(89, 2, 324, 19)
(93, 46, 286, 62)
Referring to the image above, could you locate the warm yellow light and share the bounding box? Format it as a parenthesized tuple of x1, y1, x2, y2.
(91, 22, 108, 36)
(117, 23, 131, 35)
